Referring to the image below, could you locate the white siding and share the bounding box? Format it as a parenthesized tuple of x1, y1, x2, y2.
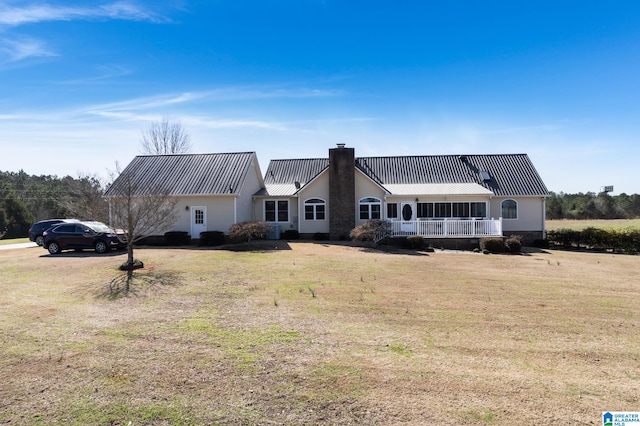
(490, 197, 545, 232)
(298, 172, 330, 234)
(236, 158, 264, 223)
(171, 196, 237, 235)
(354, 171, 386, 226)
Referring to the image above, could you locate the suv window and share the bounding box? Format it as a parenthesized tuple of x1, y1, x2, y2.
(55, 224, 77, 233)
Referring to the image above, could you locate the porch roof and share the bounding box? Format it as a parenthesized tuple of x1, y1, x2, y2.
(254, 183, 299, 197)
(385, 183, 494, 196)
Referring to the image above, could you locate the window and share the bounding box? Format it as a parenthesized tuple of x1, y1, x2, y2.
(501, 199, 517, 219)
(387, 203, 398, 219)
(304, 198, 325, 221)
(195, 209, 204, 224)
(434, 203, 451, 218)
(265, 200, 289, 222)
(416, 202, 487, 219)
(470, 202, 487, 218)
(359, 197, 381, 220)
(417, 203, 432, 218)
(452, 202, 470, 218)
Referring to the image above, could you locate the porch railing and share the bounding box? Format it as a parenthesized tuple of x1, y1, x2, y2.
(388, 218, 502, 238)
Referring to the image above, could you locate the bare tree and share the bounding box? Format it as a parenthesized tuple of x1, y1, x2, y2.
(140, 116, 192, 155)
(106, 163, 179, 290)
(62, 173, 109, 222)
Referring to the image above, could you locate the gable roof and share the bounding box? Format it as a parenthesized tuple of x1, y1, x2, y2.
(259, 153, 548, 197)
(105, 152, 260, 197)
(357, 154, 548, 197)
(256, 158, 328, 196)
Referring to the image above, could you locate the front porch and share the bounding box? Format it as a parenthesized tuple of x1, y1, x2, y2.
(388, 218, 503, 238)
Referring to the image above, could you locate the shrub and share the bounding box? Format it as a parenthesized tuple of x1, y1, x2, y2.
(228, 221, 270, 243)
(505, 235, 523, 254)
(349, 220, 391, 242)
(480, 237, 506, 253)
(282, 229, 300, 240)
(164, 231, 190, 246)
(546, 227, 640, 254)
(403, 235, 425, 250)
(199, 231, 226, 246)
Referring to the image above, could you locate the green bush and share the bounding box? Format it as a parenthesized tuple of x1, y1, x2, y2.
(349, 220, 391, 242)
(547, 227, 640, 254)
(479, 237, 506, 253)
(164, 231, 190, 246)
(282, 229, 300, 240)
(403, 235, 425, 250)
(199, 231, 226, 246)
(228, 221, 270, 243)
(505, 235, 523, 254)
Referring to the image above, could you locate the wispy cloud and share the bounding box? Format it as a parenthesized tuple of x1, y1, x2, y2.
(0, 36, 56, 64)
(84, 86, 345, 115)
(54, 64, 132, 84)
(0, 1, 166, 27)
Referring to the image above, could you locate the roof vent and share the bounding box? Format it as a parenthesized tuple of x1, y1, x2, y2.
(336, 143, 346, 149)
(294, 181, 301, 189)
(458, 155, 467, 162)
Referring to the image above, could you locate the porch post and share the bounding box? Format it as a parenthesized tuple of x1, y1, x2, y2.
(443, 218, 448, 237)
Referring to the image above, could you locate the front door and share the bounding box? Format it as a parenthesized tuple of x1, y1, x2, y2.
(191, 206, 207, 239)
(400, 202, 415, 233)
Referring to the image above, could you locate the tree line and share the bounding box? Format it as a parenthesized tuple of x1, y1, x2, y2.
(0, 171, 108, 238)
(546, 191, 640, 220)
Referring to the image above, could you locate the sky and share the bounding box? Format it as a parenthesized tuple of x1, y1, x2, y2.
(1, 1, 639, 194)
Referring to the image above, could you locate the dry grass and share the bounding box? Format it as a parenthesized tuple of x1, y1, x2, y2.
(547, 218, 640, 231)
(1, 242, 639, 425)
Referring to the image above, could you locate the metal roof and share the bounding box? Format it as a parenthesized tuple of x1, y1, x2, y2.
(105, 152, 258, 197)
(384, 183, 494, 196)
(262, 153, 548, 197)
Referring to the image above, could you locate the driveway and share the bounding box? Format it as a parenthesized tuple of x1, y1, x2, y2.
(0, 242, 38, 250)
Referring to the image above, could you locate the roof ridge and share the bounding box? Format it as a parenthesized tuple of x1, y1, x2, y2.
(136, 152, 255, 158)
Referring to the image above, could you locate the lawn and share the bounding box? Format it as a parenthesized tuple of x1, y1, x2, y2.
(1, 242, 639, 425)
(547, 218, 640, 231)
(0, 237, 29, 245)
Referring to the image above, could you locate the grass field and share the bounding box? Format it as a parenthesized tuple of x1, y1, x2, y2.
(1, 242, 639, 425)
(547, 218, 640, 231)
(0, 237, 29, 245)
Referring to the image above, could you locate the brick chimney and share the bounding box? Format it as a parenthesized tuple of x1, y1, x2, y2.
(329, 144, 355, 240)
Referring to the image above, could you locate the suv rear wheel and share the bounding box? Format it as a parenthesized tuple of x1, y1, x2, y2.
(47, 242, 61, 255)
(35, 235, 45, 246)
(95, 240, 109, 254)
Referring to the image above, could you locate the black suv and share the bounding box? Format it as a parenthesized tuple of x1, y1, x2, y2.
(43, 221, 126, 254)
(29, 219, 79, 246)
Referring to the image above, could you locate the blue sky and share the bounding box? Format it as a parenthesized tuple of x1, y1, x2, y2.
(1, 1, 639, 194)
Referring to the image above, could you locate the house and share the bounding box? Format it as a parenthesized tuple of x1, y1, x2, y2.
(105, 152, 264, 238)
(107, 145, 549, 245)
(254, 144, 549, 245)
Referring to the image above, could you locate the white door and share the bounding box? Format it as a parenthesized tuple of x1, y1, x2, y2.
(191, 206, 207, 239)
(400, 202, 415, 233)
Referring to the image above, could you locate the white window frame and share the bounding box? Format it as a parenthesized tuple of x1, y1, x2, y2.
(501, 199, 518, 219)
(264, 199, 289, 222)
(303, 198, 326, 221)
(359, 197, 382, 220)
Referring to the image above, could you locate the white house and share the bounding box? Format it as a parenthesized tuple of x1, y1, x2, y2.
(254, 145, 549, 244)
(105, 152, 264, 238)
(107, 145, 549, 245)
